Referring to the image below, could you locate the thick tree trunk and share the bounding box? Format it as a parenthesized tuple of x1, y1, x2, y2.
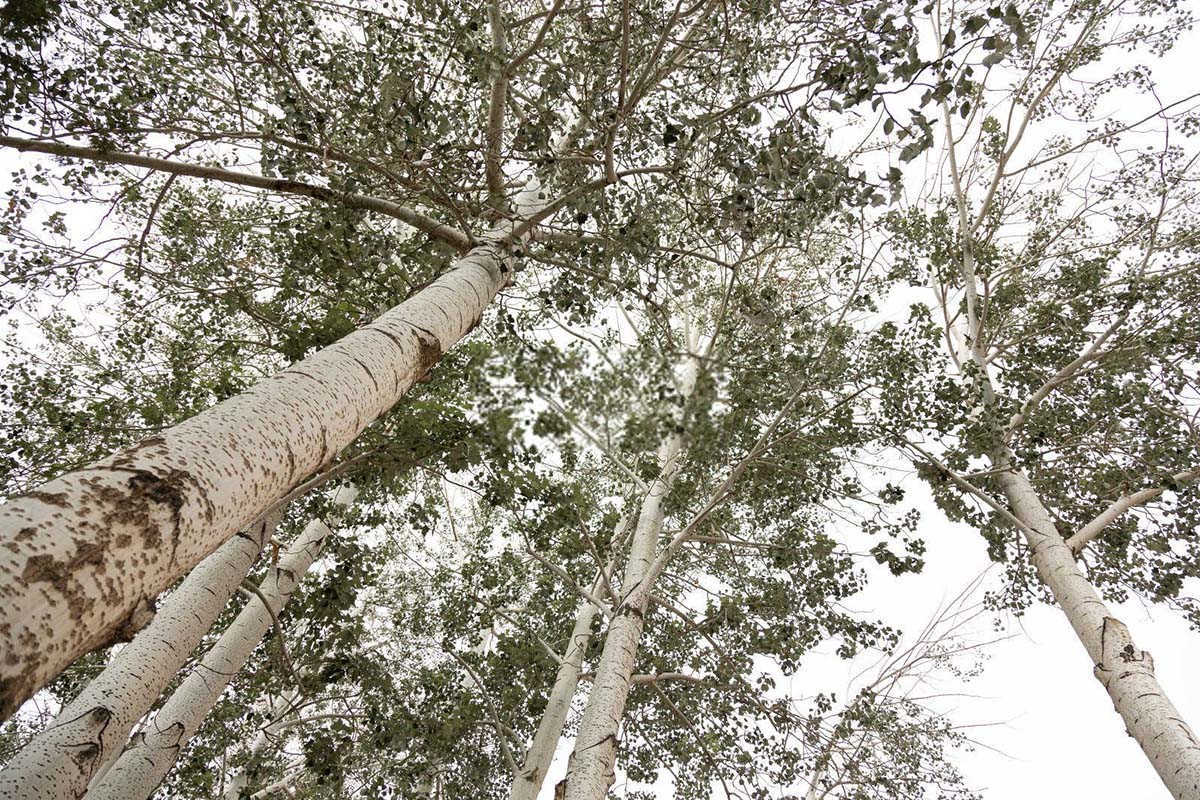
(83, 487, 358, 800)
(0, 517, 276, 800)
(563, 355, 700, 800)
(994, 466, 1200, 800)
(511, 585, 602, 800)
(0, 202, 538, 718)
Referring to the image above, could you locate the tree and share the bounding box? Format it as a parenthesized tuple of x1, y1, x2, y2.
(799, 580, 993, 800)
(880, 1, 1200, 795)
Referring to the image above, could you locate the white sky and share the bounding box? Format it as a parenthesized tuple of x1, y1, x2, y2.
(834, 482, 1200, 800)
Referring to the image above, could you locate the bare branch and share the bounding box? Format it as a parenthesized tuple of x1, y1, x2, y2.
(0, 136, 471, 251)
(1066, 467, 1200, 555)
(505, 0, 565, 75)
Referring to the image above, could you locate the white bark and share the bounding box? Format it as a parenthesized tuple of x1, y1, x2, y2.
(0, 517, 275, 800)
(1064, 467, 1200, 555)
(84, 487, 359, 800)
(995, 467, 1200, 800)
(563, 353, 701, 800)
(511, 585, 602, 800)
(0, 187, 543, 719)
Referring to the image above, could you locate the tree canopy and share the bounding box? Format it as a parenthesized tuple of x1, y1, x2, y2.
(1, 0, 1198, 798)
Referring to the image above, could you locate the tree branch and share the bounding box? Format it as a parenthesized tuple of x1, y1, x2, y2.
(504, 0, 565, 75)
(238, 580, 303, 694)
(1066, 467, 1200, 555)
(0, 135, 471, 251)
(485, 0, 509, 210)
(898, 439, 1041, 542)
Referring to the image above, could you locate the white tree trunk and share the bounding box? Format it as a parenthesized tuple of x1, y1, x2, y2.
(995, 467, 1200, 800)
(563, 354, 700, 800)
(221, 689, 301, 800)
(511, 586, 602, 800)
(0, 517, 276, 800)
(247, 764, 303, 799)
(84, 487, 358, 800)
(0, 188, 542, 718)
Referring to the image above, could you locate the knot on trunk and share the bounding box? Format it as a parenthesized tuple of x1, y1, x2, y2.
(109, 595, 157, 646)
(61, 705, 113, 770)
(1094, 616, 1154, 685)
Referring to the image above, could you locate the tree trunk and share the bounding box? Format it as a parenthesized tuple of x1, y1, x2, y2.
(0, 191, 541, 718)
(563, 353, 700, 800)
(0, 516, 276, 800)
(511, 585, 602, 800)
(84, 487, 358, 800)
(221, 689, 301, 800)
(247, 765, 303, 800)
(994, 466, 1200, 800)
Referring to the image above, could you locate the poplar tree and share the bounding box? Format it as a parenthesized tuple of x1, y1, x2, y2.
(880, 1, 1200, 796)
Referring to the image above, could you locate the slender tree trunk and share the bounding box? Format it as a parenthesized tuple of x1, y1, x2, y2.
(563, 353, 700, 800)
(994, 463, 1200, 800)
(0, 188, 542, 719)
(0, 515, 276, 800)
(511, 584, 602, 800)
(84, 487, 358, 800)
(221, 689, 301, 800)
(247, 765, 303, 800)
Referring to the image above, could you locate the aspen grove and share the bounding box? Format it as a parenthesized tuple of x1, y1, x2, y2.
(0, 0, 1198, 798)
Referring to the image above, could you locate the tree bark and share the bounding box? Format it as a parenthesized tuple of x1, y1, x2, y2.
(563, 353, 700, 800)
(994, 465, 1200, 800)
(0, 516, 277, 800)
(83, 487, 358, 800)
(0, 190, 542, 719)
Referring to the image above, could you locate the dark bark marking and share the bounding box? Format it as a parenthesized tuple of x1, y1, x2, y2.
(617, 604, 644, 620)
(411, 325, 443, 381)
(317, 426, 331, 469)
(273, 179, 336, 203)
(55, 705, 113, 774)
(23, 537, 104, 598)
(432, 298, 455, 327)
(363, 326, 407, 352)
(107, 467, 191, 562)
(288, 369, 322, 384)
(457, 271, 487, 307)
(579, 732, 618, 752)
(284, 441, 298, 484)
(154, 719, 186, 749)
(16, 489, 69, 507)
(350, 356, 380, 392)
(121, 435, 169, 457)
(109, 595, 157, 646)
(0, 677, 31, 722)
